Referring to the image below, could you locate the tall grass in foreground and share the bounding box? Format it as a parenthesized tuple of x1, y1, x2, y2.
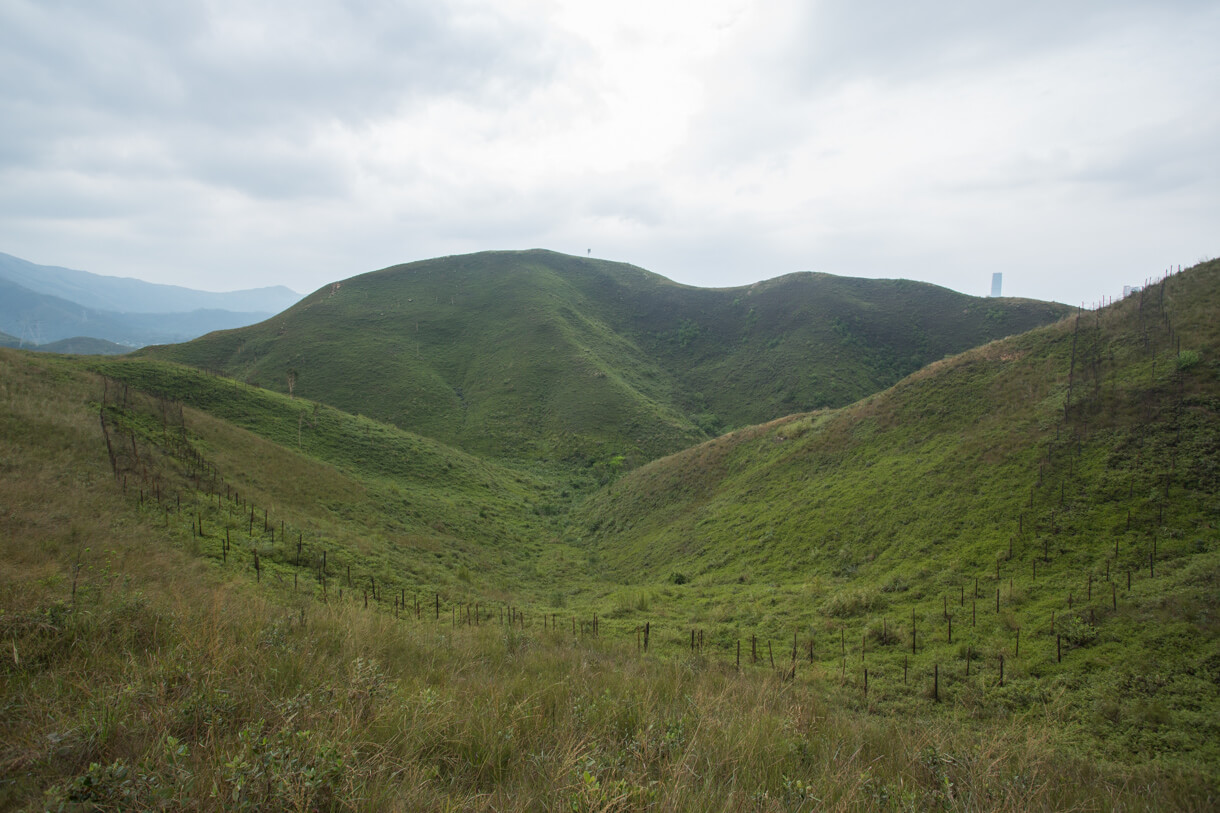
(3, 552, 1214, 811)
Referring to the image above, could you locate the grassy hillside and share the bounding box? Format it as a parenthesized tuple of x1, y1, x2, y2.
(0, 330, 129, 355)
(555, 262, 1070, 431)
(2, 344, 1214, 810)
(574, 259, 1220, 773)
(74, 355, 591, 603)
(141, 250, 1070, 464)
(36, 337, 130, 355)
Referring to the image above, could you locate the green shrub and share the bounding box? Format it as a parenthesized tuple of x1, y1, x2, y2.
(822, 587, 884, 617)
(1058, 614, 1098, 647)
(219, 722, 345, 812)
(1177, 349, 1201, 370)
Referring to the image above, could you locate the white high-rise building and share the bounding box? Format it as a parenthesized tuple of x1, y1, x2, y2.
(990, 272, 1003, 297)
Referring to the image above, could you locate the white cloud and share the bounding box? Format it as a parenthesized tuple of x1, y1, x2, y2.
(0, 0, 1215, 301)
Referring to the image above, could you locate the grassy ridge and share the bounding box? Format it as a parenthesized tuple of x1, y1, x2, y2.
(573, 259, 1220, 771)
(559, 263, 1070, 429)
(76, 355, 593, 603)
(141, 250, 1070, 463)
(139, 252, 706, 465)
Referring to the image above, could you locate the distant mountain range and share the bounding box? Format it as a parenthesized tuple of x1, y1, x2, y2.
(0, 252, 301, 349)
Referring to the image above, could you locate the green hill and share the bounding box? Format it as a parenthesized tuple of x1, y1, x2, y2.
(140, 250, 1070, 465)
(73, 355, 579, 600)
(575, 259, 1220, 768)
(0, 329, 130, 355)
(36, 336, 131, 355)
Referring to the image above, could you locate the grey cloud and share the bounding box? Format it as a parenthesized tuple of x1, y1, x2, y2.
(782, 0, 1217, 88)
(0, 0, 572, 203)
(1074, 133, 1220, 199)
(578, 182, 675, 230)
(689, 0, 1219, 162)
(0, 0, 1215, 305)
(954, 127, 1220, 200)
(0, 180, 145, 221)
(173, 133, 353, 200)
(3, 1, 562, 125)
(0, 3, 205, 121)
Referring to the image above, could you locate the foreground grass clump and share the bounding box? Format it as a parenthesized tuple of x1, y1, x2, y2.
(5, 564, 1213, 812)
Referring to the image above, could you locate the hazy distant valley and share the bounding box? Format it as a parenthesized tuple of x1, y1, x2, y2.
(0, 251, 300, 349)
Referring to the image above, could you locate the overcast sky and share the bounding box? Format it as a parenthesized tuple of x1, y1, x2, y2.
(1, 0, 1217, 305)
